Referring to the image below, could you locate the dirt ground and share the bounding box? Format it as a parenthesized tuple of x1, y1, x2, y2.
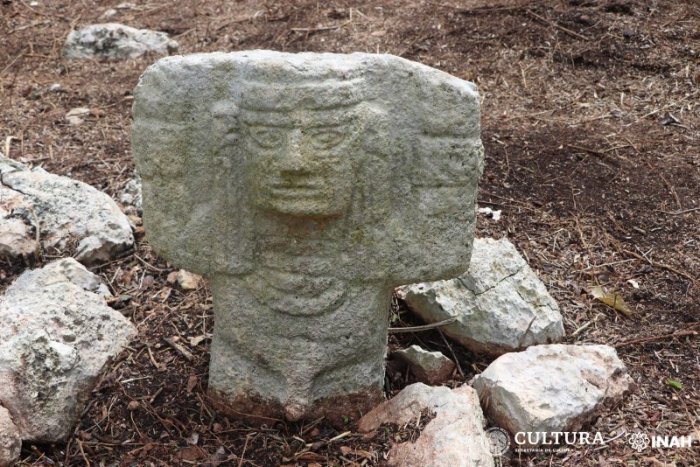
(1, 0, 699, 465)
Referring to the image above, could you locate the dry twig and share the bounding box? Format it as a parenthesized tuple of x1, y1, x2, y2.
(388, 317, 457, 334)
(526, 9, 590, 41)
(615, 328, 699, 349)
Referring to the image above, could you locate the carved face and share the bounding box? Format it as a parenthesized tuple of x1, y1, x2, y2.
(243, 108, 359, 218)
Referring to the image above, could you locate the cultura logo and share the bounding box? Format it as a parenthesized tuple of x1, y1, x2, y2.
(485, 427, 510, 457)
(627, 432, 650, 452)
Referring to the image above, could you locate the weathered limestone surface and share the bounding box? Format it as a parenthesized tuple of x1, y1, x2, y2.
(0, 406, 21, 467)
(472, 344, 634, 442)
(0, 153, 135, 265)
(64, 23, 178, 60)
(399, 237, 565, 355)
(358, 383, 494, 467)
(0, 184, 38, 260)
(0, 259, 135, 442)
(392, 345, 455, 384)
(119, 175, 142, 215)
(167, 269, 203, 290)
(133, 51, 483, 422)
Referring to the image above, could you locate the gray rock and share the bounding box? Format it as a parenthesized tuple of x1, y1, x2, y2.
(63, 23, 178, 60)
(393, 345, 455, 384)
(132, 51, 484, 423)
(472, 344, 634, 442)
(358, 383, 494, 467)
(0, 258, 135, 442)
(99, 8, 118, 20)
(119, 174, 142, 214)
(399, 237, 564, 356)
(0, 153, 134, 265)
(65, 107, 90, 126)
(0, 406, 21, 467)
(0, 186, 38, 260)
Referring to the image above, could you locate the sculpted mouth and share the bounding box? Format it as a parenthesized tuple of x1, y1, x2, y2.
(270, 182, 319, 189)
(269, 182, 323, 198)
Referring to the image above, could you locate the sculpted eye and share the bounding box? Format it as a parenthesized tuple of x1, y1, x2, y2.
(248, 126, 285, 148)
(306, 128, 347, 150)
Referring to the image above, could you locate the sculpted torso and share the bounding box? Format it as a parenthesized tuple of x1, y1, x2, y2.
(209, 99, 389, 421)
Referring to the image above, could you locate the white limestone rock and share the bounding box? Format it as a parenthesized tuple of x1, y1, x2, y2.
(0, 406, 21, 467)
(399, 237, 564, 356)
(392, 345, 455, 384)
(99, 8, 118, 20)
(63, 23, 178, 60)
(0, 153, 134, 265)
(358, 383, 494, 467)
(119, 174, 142, 215)
(0, 258, 136, 442)
(65, 107, 90, 125)
(472, 344, 634, 441)
(167, 269, 203, 290)
(0, 186, 38, 261)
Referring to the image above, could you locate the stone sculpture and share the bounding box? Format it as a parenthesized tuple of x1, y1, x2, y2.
(132, 51, 483, 423)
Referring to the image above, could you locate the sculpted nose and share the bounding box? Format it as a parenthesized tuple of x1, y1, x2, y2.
(280, 129, 309, 174)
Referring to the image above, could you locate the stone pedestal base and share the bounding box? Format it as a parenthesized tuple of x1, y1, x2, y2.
(208, 388, 385, 427)
(207, 275, 389, 425)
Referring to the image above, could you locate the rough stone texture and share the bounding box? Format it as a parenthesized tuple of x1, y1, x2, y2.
(0, 258, 136, 442)
(0, 185, 38, 260)
(472, 344, 634, 442)
(132, 51, 483, 422)
(0, 153, 134, 265)
(65, 107, 90, 125)
(0, 406, 21, 467)
(399, 237, 564, 356)
(358, 383, 494, 467)
(119, 175, 142, 215)
(63, 23, 178, 60)
(392, 345, 455, 384)
(167, 269, 202, 290)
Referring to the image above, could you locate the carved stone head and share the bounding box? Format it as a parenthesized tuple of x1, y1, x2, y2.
(133, 52, 483, 283)
(239, 79, 364, 219)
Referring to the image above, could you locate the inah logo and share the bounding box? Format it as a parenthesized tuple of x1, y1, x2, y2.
(628, 432, 650, 452)
(651, 435, 694, 448)
(486, 427, 510, 457)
